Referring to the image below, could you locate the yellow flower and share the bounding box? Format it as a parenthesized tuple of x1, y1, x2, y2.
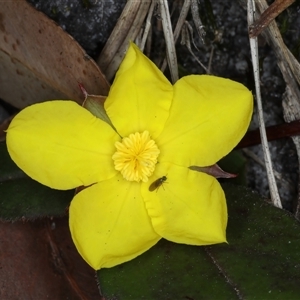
(6, 43, 253, 270)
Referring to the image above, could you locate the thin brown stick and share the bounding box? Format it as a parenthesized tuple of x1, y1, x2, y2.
(249, 0, 295, 38)
(236, 120, 300, 149)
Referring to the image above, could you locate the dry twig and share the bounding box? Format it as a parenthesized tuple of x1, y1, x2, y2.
(249, 0, 295, 38)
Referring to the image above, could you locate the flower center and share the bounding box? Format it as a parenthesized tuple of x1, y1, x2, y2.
(112, 131, 160, 182)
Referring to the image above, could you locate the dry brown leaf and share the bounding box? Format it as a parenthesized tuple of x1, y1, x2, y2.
(0, 218, 100, 299)
(0, 0, 110, 109)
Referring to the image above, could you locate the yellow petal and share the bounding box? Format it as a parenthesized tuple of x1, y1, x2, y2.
(6, 101, 119, 190)
(104, 43, 173, 138)
(69, 174, 160, 270)
(157, 75, 253, 166)
(142, 162, 227, 245)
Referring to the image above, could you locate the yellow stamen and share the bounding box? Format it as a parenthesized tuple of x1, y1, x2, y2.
(112, 131, 160, 182)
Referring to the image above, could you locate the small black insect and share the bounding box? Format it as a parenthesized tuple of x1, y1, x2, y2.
(149, 176, 167, 192)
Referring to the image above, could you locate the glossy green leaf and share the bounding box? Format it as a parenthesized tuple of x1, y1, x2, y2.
(210, 183, 300, 299)
(98, 183, 300, 299)
(0, 142, 73, 221)
(98, 239, 237, 299)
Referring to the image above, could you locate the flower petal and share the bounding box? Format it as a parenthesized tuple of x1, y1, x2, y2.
(104, 43, 173, 138)
(142, 162, 227, 245)
(157, 75, 253, 166)
(69, 174, 161, 270)
(6, 101, 119, 190)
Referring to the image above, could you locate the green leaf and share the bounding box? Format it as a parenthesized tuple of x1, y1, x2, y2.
(210, 184, 300, 299)
(0, 142, 73, 221)
(97, 184, 300, 299)
(98, 239, 237, 299)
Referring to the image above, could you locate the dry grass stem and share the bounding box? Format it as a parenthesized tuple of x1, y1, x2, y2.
(159, 0, 178, 83)
(252, 0, 300, 216)
(180, 22, 209, 73)
(190, 0, 206, 44)
(161, 0, 191, 72)
(97, 0, 151, 81)
(247, 0, 282, 208)
(138, 0, 156, 51)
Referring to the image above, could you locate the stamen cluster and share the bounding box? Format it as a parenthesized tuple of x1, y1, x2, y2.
(112, 131, 160, 182)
